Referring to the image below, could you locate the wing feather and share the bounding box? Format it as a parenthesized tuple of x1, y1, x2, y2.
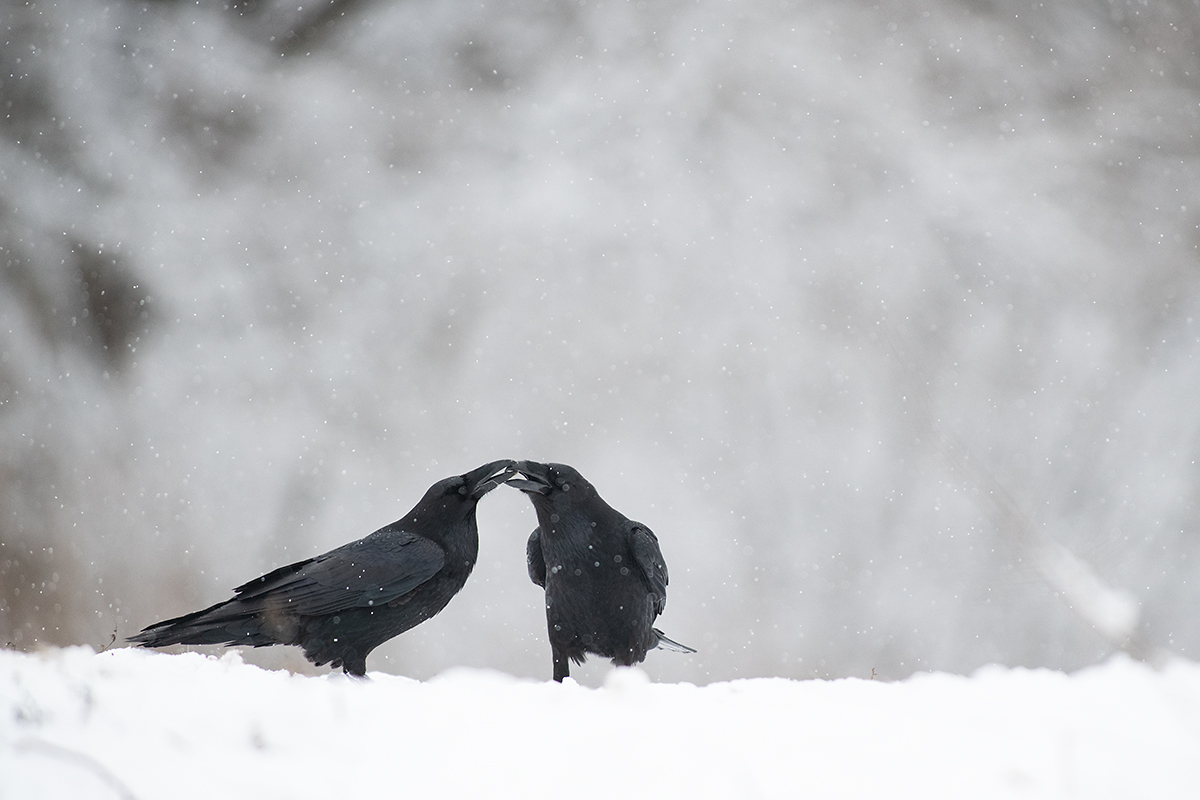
(526, 528, 547, 588)
(628, 523, 668, 616)
(233, 529, 445, 616)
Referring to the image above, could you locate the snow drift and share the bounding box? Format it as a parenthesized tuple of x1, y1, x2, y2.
(3, 647, 1199, 799)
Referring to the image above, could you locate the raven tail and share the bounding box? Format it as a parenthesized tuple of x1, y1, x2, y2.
(652, 628, 697, 654)
(127, 599, 286, 649)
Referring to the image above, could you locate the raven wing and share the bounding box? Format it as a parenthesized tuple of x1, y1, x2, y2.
(232, 529, 445, 616)
(628, 523, 668, 616)
(526, 528, 547, 588)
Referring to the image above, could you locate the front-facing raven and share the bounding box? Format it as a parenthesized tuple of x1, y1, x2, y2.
(507, 460, 695, 681)
(129, 459, 515, 676)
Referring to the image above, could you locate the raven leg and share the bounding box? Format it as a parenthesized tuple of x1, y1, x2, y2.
(552, 645, 570, 682)
(342, 654, 368, 677)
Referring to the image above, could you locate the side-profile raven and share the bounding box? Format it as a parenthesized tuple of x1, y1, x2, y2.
(507, 460, 695, 682)
(129, 459, 515, 676)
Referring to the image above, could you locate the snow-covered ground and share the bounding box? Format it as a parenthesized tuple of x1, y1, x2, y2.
(3, 647, 1199, 799)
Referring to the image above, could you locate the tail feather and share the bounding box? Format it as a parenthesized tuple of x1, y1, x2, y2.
(127, 599, 290, 649)
(652, 628, 697, 654)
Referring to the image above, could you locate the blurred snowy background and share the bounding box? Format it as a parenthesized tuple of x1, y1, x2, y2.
(1, 0, 1197, 684)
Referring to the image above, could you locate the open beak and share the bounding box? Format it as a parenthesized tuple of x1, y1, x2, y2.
(465, 459, 518, 500)
(505, 459, 553, 495)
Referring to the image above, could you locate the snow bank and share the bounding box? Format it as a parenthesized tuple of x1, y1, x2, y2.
(2, 648, 1198, 799)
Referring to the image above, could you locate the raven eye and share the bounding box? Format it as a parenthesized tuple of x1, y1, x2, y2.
(457, 485, 467, 495)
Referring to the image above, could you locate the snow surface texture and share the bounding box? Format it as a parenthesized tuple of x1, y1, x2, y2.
(3, 648, 1200, 800)
(3, 0, 1200, 683)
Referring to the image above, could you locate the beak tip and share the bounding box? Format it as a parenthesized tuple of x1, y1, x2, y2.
(467, 459, 520, 498)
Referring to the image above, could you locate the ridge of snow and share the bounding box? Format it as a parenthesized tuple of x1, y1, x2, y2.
(3, 647, 1199, 799)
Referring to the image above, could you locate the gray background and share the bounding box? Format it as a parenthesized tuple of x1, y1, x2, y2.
(2, 0, 1197, 684)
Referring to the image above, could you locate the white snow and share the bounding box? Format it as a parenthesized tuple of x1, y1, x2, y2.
(3, 647, 1199, 799)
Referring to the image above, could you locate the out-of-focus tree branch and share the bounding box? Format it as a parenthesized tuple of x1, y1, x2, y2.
(937, 431, 1168, 665)
(886, 331, 1173, 666)
(275, 0, 380, 56)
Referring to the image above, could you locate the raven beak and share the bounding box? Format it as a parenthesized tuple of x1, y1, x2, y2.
(505, 460, 553, 495)
(465, 459, 518, 499)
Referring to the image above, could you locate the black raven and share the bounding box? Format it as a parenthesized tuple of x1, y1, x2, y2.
(507, 460, 695, 682)
(129, 459, 515, 676)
